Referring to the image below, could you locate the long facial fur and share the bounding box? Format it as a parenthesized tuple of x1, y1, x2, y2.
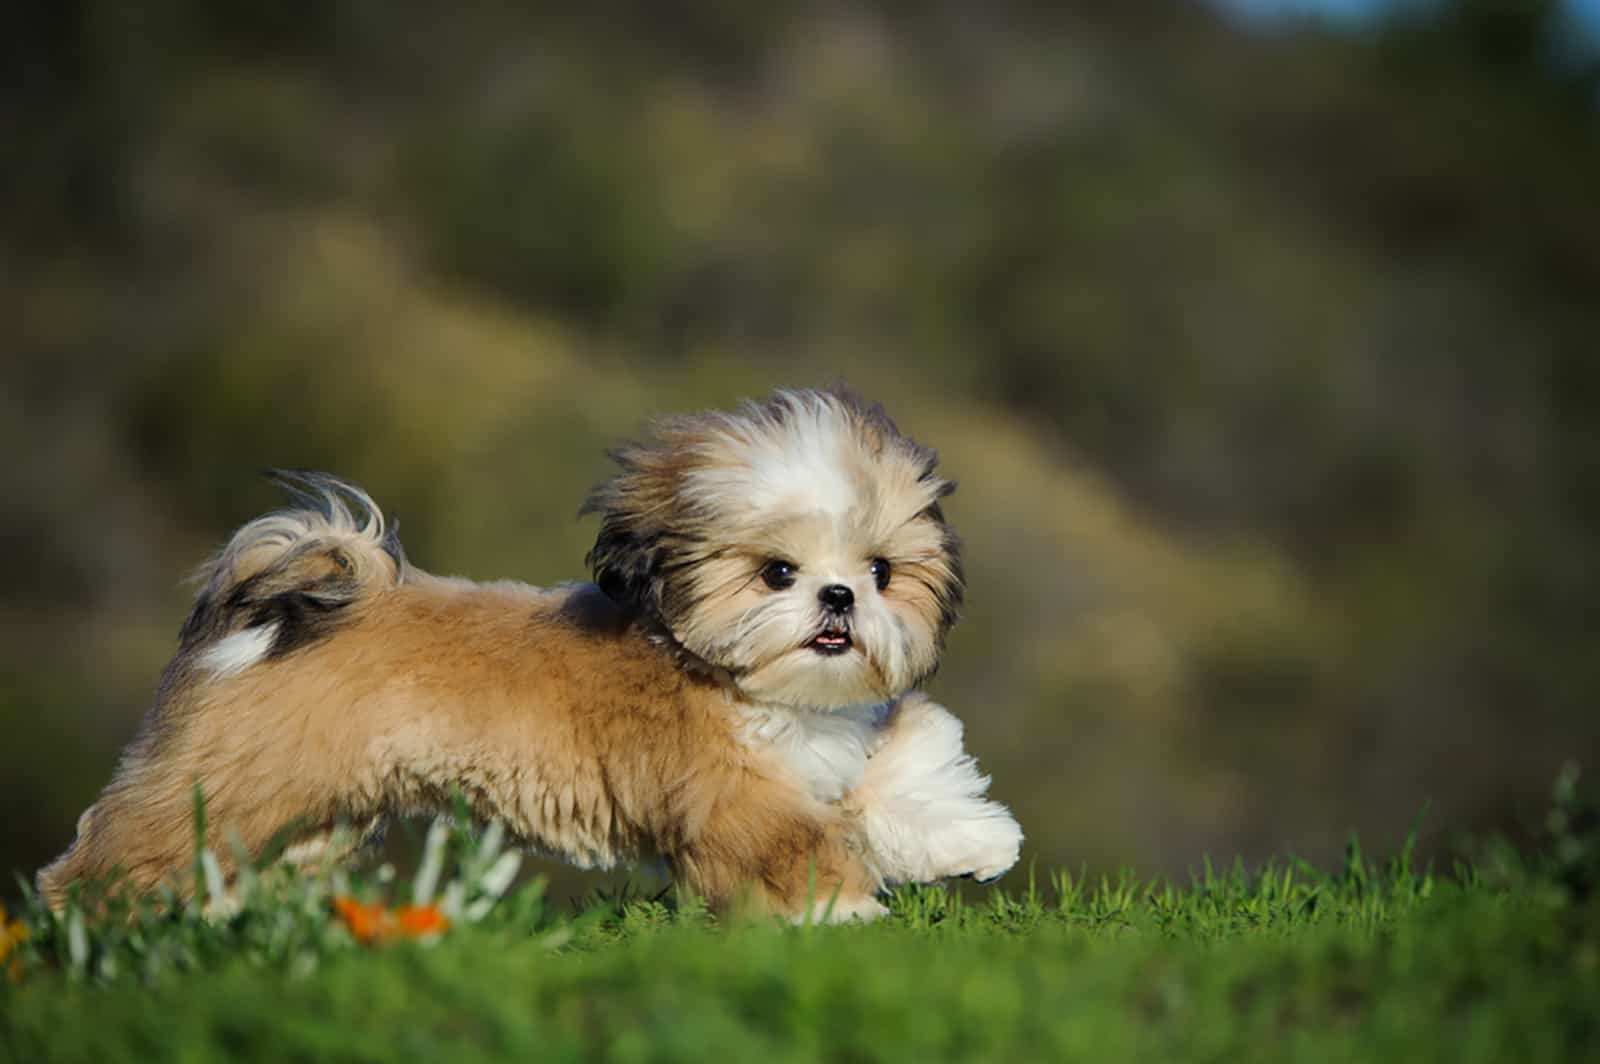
(583, 389, 964, 709)
(37, 389, 1014, 919)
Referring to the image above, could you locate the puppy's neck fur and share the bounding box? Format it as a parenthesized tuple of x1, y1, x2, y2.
(605, 590, 892, 779)
(732, 699, 892, 803)
(609, 592, 743, 690)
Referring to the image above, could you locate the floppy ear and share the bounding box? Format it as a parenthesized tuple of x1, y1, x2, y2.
(584, 517, 662, 615)
(581, 444, 685, 618)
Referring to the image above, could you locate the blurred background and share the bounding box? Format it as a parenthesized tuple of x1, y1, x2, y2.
(5, 0, 1599, 899)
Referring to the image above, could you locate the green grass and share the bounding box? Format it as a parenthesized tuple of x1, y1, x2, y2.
(3, 780, 1598, 1063)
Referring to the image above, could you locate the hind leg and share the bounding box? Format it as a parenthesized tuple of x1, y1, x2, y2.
(38, 778, 382, 910)
(37, 714, 378, 910)
(37, 742, 207, 909)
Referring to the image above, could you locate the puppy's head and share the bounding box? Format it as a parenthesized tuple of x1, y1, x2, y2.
(584, 389, 963, 709)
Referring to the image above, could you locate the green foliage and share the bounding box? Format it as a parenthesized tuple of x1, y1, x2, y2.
(405, 101, 671, 324)
(5, 806, 535, 990)
(4, 789, 1599, 1061)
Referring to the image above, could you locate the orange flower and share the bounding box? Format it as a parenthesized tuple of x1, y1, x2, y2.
(333, 895, 388, 943)
(333, 895, 450, 944)
(0, 903, 27, 983)
(394, 904, 451, 936)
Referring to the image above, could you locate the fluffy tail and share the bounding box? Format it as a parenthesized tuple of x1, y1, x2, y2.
(178, 471, 406, 674)
(36, 473, 405, 909)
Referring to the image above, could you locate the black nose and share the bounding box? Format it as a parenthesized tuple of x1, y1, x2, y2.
(818, 584, 855, 613)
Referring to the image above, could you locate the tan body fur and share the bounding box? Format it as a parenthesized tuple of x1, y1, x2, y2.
(40, 391, 1022, 920)
(42, 576, 883, 914)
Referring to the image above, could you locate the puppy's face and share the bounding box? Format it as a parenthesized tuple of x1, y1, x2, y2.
(585, 390, 963, 709)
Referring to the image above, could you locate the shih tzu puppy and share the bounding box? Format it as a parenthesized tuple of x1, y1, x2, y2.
(39, 389, 1022, 921)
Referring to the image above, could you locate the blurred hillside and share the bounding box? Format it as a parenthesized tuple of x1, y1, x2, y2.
(5, 0, 1599, 893)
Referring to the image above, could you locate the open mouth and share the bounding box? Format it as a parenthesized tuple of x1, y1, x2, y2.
(808, 629, 854, 656)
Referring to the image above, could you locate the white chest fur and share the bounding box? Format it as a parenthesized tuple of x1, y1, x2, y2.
(733, 702, 890, 802)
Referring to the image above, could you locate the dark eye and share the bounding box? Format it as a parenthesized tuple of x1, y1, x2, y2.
(761, 559, 798, 590)
(869, 557, 891, 591)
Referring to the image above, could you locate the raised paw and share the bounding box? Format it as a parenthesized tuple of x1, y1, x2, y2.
(961, 806, 1024, 883)
(848, 694, 1026, 886)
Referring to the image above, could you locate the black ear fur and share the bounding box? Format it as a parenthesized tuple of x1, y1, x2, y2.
(584, 517, 662, 616)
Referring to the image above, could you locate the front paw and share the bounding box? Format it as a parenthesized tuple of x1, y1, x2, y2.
(963, 807, 1023, 883)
